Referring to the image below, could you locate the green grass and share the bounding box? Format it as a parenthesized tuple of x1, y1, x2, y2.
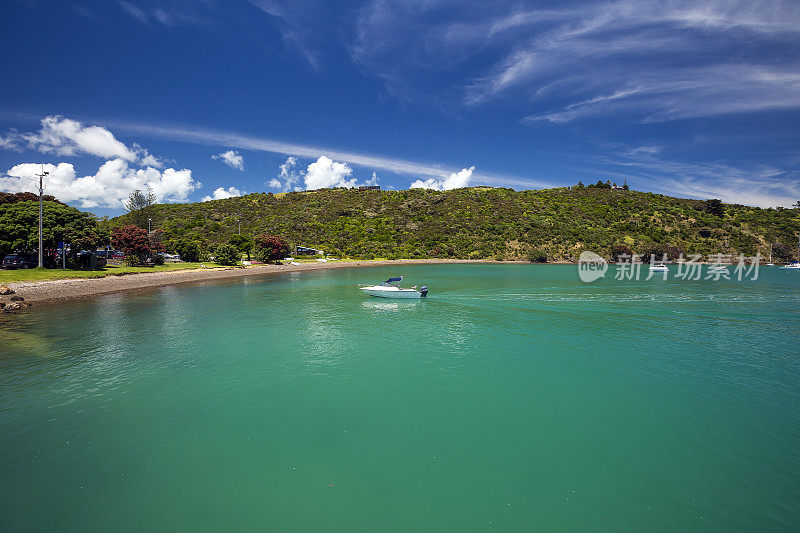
(0, 262, 231, 284)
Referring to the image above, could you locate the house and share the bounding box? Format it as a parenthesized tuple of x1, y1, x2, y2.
(358, 185, 381, 191)
(296, 246, 324, 256)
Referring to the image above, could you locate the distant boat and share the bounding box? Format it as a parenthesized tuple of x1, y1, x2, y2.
(359, 277, 428, 298)
(767, 244, 775, 267)
(649, 263, 669, 272)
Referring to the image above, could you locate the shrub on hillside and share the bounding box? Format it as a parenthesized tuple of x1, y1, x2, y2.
(527, 249, 548, 263)
(215, 243, 241, 266)
(611, 244, 634, 262)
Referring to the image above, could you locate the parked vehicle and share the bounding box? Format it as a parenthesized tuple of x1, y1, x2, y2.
(2, 253, 38, 269)
(75, 250, 107, 270)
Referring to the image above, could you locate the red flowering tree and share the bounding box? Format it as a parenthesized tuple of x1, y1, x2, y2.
(254, 235, 291, 263)
(112, 225, 164, 265)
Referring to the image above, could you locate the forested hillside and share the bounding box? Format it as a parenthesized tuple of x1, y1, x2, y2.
(111, 187, 800, 262)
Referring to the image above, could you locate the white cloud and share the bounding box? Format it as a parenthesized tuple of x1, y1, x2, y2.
(411, 166, 474, 190)
(304, 156, 358, 189)
(266, 155, 385, 191)
(105, 119, 552, 190)
(0, 159, 200, 208)
(267, 156, 302, 191)
(212, 149, 244, 170)
(23, 116, 137, 160)
(2, 116, 164, 167)
(201, 186, 242, 202)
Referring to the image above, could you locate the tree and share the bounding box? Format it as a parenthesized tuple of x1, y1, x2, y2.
(0, 198, 106, 265)
(704, 199, 725, 217)
(0, 192, 63, 206)
(229, 234, 254, 260)
(527, 248, 548, 263)
(214, 243, 241, 266)
(254, 235, 291, 263)
(125, 188, 156, 229)
(174, 239, 200, 262)
(111, 225, 164, 265)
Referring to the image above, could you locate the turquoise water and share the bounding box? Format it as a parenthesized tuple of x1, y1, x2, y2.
(1, 264, 799, 531)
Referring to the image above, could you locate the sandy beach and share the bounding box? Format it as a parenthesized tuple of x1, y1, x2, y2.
(1, 259, 512, 307)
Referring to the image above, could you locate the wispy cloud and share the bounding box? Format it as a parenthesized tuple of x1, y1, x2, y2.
(118, 1, 207, 27)
(248, 0, 321, 68)
(106, 119, 550, 189)
(352, 0, 800, 123)
(591, 146, 800, 208)
(118, 0, 148, 24)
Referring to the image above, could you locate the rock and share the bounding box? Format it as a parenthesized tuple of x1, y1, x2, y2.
(0, 285, 14, 295)
(3, 302, 22, 312)
(10, 295, 24, 302)
(0, 302, 4, 309)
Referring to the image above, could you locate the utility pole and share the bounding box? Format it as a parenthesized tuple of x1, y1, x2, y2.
(148, 217, 152, 236)
(36, 164, 49, 268)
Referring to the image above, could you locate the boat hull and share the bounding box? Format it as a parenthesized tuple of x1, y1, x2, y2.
(359, 287, 422, 298)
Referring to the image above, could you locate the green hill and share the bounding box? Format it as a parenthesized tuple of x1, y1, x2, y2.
(113, 187, 800, 262)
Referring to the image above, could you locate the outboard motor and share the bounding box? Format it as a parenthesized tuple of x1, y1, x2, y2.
(420, 286, 428, 298)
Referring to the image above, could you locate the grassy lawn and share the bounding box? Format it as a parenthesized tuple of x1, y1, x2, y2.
(0, 262, 230, 284)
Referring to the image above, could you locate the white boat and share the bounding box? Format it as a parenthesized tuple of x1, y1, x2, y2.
(767, 245, 775, 267)
(779, 235, 800, 270)
(359, 277, 428, 299)
(649, 263, 669, 272)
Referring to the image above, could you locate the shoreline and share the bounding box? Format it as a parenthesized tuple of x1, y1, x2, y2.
(1, 259, 538, 308)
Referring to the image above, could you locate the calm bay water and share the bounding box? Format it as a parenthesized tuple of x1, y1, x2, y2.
(1, 264, 799, 531)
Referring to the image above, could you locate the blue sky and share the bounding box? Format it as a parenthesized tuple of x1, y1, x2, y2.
(1, 0, 799, 214)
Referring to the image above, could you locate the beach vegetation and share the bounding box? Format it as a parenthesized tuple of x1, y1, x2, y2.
(214, 243, 241, 266)
(111, 225, 165, 266)
(172, 239, 201, 263)
(254, 235, 291, 263)
(0, 199, 106, 265)
(228, 234, 254, 260)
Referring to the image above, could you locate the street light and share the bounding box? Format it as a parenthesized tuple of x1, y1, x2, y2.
(36, 163, 49, 268)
